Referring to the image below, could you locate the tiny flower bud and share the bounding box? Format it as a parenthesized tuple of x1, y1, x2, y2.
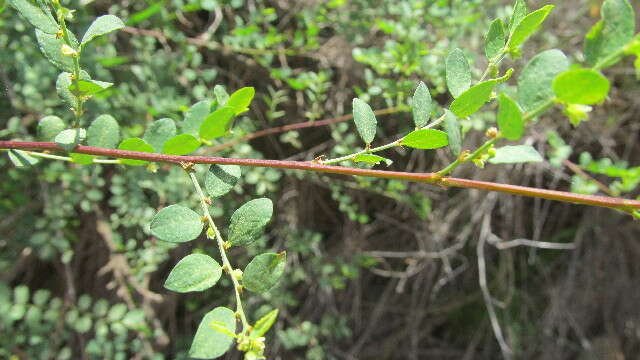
(485, 127, 499, 139)
(60, 44, 78, 57)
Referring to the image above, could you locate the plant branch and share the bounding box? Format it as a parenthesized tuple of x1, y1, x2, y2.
(186, 169, 250, 331)
(2, 141, 639, 213)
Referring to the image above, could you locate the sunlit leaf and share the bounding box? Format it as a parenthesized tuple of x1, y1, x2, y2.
(164, 254, 222, 293)
(150, 204, 203, 243)
(243, 252, 286, 293)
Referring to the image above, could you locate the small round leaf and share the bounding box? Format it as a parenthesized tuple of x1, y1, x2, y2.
(189, 307, 237, 359)
(243, 252, 286, 293)
(552, 69, 610, 105)
(150, 204, 203, 243)
(37, 115, 65, 141)
(401, 129, 449, 150)
(117, 137, 154, 166)
(228, 198, 273, 246)
(204, 164, 241, 197)
(87, 114, 120, 149)
(143, 118, 176, 153)
(164, 254, 222, 293)
(162, 134, 201, 155)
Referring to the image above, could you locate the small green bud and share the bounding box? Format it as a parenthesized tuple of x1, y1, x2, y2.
(60, 44, 78, 57)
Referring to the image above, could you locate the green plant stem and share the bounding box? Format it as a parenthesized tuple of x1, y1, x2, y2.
(186, 170, 250, 331)
(323, 113, 446, 165)
(3, 140, 639, 213)
(20, 150, 119, 164)
(51, 1, 83, 127)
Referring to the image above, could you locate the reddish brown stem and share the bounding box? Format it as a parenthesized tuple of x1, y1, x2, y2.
(2, 141, 639, 213)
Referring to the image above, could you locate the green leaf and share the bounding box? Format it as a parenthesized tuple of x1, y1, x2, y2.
(204, 164, 241, 197)
(445, 48, 472, 98)
(143, 118, 176, 153)
(517, 49, 569, 112)
(8, 150, 39, 167)
(226, 87, 255, 115)
(353, 154, 392, 166)
(70, 153, 94, 165)
(126, 1, 164, 26)
(55, 128, 86, 152)
(552, 69, 610, 105)
(80, 15, 125, 46)
(210, 321, 237, 338)
(8, 0, 58, 34)
(443, 110, 462, 156)
(87, 114, 120, 149)
(485, 19, 506, 60)
(117, 137, 154, 166)
(150, 204, 203, 243)
(37, 115, 65, 141)
(352, 98, 377, 145)
(164, 254, 222, 293)
(497, 93, 524, 140)
(56, 71, 90, 110)
(189, 307, 236, 359)
(199, 106, 236, 140)
(228, 198, 273, 246)
(182, 100, 212, 137)
(449, 80, 497, 118)
(162, 134, 201, 155)
(507, 5, 554, 49)
(585, 0, 635, 68)
(243, 252, 286, 293)
(35, 29, 78, 72)
(412, 81, 432, 128)
(401, 129, 449, 150)
(251, 309, 279, 338)
(69, 79, 113, 97)
(489, 145, 543, 164)
(509, 0, 528, 34)
(213, 85, 229, 106)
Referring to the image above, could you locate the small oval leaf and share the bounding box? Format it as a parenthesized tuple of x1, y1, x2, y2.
(352, 98, 377, 145)
(189, 307, 236, 359)
(228, 198, 273, 246)
(87, 114, 120, 149)
(251, 309, 279, 338)
(585, 0, 635, 68)
(143, 118, 176, 153)
(35, 29, 78, 72)
(243, 252, 286, 293)
(164, 254, 222, 293)
(507, 5, 554, 49)
(401, 129, 449, 150)
(55, 128, 86, 152)
(353, 154, 392, 166)
(449, 80, 497, 118)
(226, 87, 255, 115)
(497, 93, 524, 140)
(162, 134, 201, 155)
(117, 137, 154, 166)
(412, 81, 432, 128)
(489, 145, 543, 164)
(182, 100, 212, 137)
(204, 164, 241, 198)
(552, 69, 610, 105)
(443, 111, 462, 156)
(199, 106, 236, 140)
(37, 115, 65, 141)
(485, 19, 506, 60)
(81, 15, 125, 46)
(9, 0, 58, 34)
(150, 204, 203, 243)
(517, 49, 569, 112)
(446, 48, 472, 98)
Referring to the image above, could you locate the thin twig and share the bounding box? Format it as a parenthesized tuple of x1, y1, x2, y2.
(2, 141, 640, 213)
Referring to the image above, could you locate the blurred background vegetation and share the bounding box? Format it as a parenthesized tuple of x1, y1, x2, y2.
(1, 0, 640, 359)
